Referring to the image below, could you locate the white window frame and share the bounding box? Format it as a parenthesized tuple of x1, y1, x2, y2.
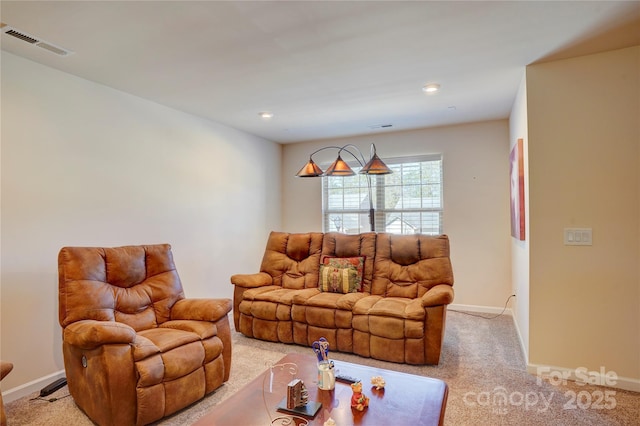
(321, 154, 443, 235)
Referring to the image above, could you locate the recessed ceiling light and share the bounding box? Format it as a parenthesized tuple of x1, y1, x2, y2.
(422, 84, 440, 94)
(259, 111, 274, 119)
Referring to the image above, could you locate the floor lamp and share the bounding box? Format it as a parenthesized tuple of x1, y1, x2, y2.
(295, 144, 392, 232)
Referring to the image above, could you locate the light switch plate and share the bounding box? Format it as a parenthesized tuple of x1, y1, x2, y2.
(564, 228, 592, 246)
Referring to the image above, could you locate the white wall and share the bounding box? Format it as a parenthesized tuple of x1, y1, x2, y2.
(527, 46, 639, 386)
(509, 75, 530, 360)
(282, 121, 512, 309)
(0, 52, 281, 392)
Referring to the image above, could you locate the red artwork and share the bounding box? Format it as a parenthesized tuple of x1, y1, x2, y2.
(510, 138, 525, 241)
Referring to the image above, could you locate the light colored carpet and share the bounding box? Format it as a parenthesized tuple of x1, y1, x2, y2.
(5, 311, 639, 425)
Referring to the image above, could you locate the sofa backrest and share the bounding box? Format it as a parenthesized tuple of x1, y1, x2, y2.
(371, 233, 454, 297)
(321, 232, 377, 293)
(260, 231, 324, 289)
(58, 244, 185, 331)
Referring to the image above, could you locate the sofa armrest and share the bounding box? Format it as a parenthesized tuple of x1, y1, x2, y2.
(421, 285, 455, 307)
(231, 272, 273, 288)
(171, 298, 232, 322)
(63, 320, 136, 350)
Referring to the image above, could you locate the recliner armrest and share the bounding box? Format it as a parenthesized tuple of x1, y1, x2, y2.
(420, 285, 455, 307)
(231, 272, 273, 288)
(171, 298, 232, 322)
(0, 361, 13, 381)
(63, 320, 136, 350)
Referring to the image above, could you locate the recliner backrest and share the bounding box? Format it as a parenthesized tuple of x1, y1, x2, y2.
(371, 233, 454, 297)
(321, 232, 377, 293)
(259, 231, 323, 289)
(58, 244, 185, 331)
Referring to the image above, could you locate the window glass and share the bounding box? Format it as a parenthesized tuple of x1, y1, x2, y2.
(322, 155, 443, 235)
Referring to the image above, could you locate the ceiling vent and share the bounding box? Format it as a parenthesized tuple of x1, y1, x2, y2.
(1, 23, 74, 57)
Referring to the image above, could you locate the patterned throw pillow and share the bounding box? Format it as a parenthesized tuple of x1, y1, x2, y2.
(319, 256, 365, 294)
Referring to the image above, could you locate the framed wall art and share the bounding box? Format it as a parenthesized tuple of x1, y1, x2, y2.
(510, 138, 525, 241)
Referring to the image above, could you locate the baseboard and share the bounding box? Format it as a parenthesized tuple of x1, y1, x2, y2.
(2, 369, 66, 403)
(510, 313, 529, 365)
(448, 303, 513, 316)
(527, 363, 640, 393)
(451, 306, 639, 393)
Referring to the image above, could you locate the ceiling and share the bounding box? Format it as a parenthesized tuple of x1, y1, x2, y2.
(1, 1, 639, 144)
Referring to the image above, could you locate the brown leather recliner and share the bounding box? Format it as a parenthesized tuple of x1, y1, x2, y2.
(58, 244, 232, 426)
(1, 361, 13, 426)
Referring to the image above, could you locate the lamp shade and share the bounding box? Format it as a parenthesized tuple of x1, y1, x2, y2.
(360, 153, 392, 175)
(296, 158, 324, 177)
(324, 155, 355, 176)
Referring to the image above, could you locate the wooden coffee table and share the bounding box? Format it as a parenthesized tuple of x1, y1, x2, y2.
(194, 352, 448, 426)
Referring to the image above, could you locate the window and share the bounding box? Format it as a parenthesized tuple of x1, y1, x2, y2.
(322, 155, 443, 234)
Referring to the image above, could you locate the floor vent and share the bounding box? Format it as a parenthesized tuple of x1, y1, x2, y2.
(1, 23, 74, 56)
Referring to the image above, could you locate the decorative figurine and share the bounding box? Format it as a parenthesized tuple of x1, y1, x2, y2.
(323, 417, 337, 426)
(286, 379, 309, 409)
(350, 381, 370, 411)
(370, 376, 386, 390)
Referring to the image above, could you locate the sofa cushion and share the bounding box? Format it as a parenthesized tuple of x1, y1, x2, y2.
(292, 288, 321, 305)
(159, 320, 217, 340)
(368, 298, 425, 340)
(352, 295, 383, 315)
(251, 288, 296, 305)
(240, 286, 282, 301)
(241, 288, 317, 322)
(321, 232, 376, 293)
(137, 328, 201, 353)
(319, 256, 365, 293)
(303, 292, 367, 309)
(304, 292, 342, 309)
(368, 297, 425, 321)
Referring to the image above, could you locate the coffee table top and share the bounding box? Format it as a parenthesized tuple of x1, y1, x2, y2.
(195, 353, 448, 426)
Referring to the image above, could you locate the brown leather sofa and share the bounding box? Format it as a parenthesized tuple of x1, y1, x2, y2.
(232, 232, 454, 365)
(58, 244, 232, 426)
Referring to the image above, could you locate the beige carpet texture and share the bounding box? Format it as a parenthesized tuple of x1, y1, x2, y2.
(5, 311, 639, 425)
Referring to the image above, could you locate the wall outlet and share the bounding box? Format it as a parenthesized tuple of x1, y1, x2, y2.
(564, 228, 592, 246)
